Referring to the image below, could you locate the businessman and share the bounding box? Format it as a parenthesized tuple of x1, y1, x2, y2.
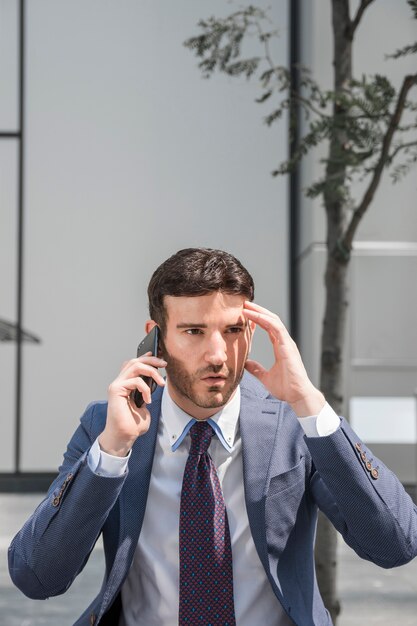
(9, 248, 417, 626)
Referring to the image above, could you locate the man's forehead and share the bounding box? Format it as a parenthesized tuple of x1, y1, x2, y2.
(164, 292, 246, 318)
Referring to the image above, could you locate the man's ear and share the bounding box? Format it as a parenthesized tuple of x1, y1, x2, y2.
(145, 320, 164, 358)
(145, 320, 158, 334)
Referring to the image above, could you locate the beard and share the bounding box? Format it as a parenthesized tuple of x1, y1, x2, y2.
(161, 344, 244, 410)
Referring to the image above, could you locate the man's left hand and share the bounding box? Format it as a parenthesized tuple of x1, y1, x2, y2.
(242, 301, 325, 417)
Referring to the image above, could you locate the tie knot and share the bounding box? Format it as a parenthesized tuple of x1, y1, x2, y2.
(189, 421, 215, 455)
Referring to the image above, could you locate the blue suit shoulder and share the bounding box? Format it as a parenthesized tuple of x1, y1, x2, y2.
(80, 400, 109, 442)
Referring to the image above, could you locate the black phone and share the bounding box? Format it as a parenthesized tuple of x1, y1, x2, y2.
(132, 325, 160, 408)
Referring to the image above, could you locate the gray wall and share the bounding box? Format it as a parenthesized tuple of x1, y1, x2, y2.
(1, 1, 289, 472)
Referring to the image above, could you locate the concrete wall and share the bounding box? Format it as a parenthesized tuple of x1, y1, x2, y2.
(0, 1, 289, 472)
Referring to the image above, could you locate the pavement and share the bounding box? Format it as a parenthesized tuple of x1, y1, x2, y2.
(1, 494, 417, 626)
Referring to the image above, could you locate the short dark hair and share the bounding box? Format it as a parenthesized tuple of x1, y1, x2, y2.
(148, 248, 254, 335)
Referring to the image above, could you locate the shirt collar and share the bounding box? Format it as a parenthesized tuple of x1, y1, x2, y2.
(161, 381, 240, 453)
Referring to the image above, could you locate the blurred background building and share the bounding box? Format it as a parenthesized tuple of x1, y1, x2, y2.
(297, 0, 417, 500)
(0, 0, 288, 486)
(1, 0, 416, 498)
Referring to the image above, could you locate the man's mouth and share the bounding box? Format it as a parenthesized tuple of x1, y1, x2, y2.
(201, 375, 228, 385)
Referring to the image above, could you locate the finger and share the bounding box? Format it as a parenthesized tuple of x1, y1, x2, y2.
(243, 312, 279, 363)
(138, 406, 151, 421)
(243, 310, 291, 365)
(243, 309, 282, 338)
(111, 375, 152, 395)
(243, 308, 291, 345)
(244, 302, 289, 333)
(122, 376, 154, 404)
(137, 355, 167, 366)
(126, 400, 151, 422)
(244, 301, 278, 318)
(119, 355, 152, 375)
(119, 358, 140, 375)
(244, 301, 283, 325)
(119, 355, 167, 374)
(119, 361, 167, 387)
(244, 359, 268, 383)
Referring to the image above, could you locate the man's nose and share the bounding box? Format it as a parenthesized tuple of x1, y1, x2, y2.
(204, 332, 227, 365)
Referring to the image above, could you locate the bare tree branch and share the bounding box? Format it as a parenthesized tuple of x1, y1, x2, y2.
(294, 94, 331, 119)
(342, 73, 417, 251)
(349, 0, 377, 38)
(388, 140, 417, 162)
(253, 19, 278, 79)
(253, 18, 332, 120)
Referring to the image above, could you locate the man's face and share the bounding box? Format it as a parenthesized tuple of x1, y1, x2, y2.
(160, 291, 253, 420)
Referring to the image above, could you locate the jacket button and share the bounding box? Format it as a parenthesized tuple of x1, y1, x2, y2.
(90, 614, 96, 625)
(361, 451, 367, 462)
(52, 496, 60, 507)
(371, 468, 379, 479)
(366, 461, 372, 471)
(355, 442, 362, 451)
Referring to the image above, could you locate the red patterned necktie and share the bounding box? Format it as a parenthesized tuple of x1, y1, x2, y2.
(179, 421, 236, 625)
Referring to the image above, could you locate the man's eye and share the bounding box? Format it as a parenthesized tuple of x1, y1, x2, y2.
(226, 327, 243, 334)
(185, 329, 203, 335)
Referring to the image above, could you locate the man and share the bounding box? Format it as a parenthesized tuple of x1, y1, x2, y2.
(9, 248, 417, 626)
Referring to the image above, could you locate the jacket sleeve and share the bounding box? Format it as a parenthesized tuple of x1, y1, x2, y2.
(307, 417, 417, 568)
(8, 402, 127, 600)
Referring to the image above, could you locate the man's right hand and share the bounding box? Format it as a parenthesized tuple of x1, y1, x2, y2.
(98, 354, 167, 457)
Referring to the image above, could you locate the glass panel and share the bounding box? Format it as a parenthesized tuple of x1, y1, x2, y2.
(0, 0, 19, 130)
(350, 396, 417, 444)
(0, 141, 18, 319)
(0, 141, 18, 471)
(352, 255, 417, 365)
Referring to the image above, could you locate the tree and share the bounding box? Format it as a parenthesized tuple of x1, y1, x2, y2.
(184, 1, 417, 622)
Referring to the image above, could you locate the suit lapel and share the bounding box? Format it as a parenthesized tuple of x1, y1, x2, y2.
(105, 388, 163, 599)
(239, 374, 303, 571)
(123, 389, 162, 545)
(239, 381, 282, 570)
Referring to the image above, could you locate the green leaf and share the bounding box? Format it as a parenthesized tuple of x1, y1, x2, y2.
(256, 90, 273, 103)
(264, 108, 283, 126)
(408, 0, 417, 20)
(387, 42, 417, 59)
(225, 58, 261, 78)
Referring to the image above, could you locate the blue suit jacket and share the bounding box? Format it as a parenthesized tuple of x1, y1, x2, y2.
(8, 373, 417, 625)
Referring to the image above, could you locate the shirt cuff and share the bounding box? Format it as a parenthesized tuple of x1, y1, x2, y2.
(297, 402, 340, 437)
(87, 437, 131, 477)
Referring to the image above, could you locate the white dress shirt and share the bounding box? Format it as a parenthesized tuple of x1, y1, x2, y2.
(88, 384, 340, 625)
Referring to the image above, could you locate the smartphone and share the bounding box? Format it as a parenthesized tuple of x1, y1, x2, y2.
(132, 325, 160, 407)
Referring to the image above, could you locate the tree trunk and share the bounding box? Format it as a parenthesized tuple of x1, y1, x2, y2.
(315, 251, 349, 624)
(315, 1, 353, 623)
